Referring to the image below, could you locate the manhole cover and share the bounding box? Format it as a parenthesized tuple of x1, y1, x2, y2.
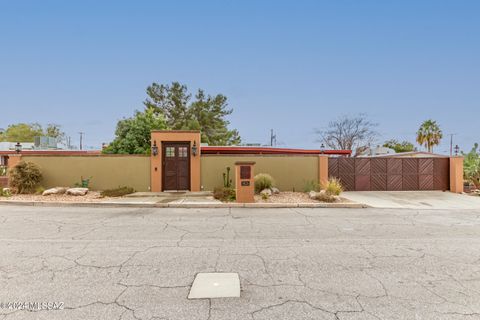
(188, 273, 240, 299)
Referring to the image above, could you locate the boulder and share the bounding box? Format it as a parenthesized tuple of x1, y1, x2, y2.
(309, 190, 327, 199)
(270, 187, 280, 194)
(42, 187, 67, 196)
(66, 188, 89, 196)
(260, 188, 272, 196)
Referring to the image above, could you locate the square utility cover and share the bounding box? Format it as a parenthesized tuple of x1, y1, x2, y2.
(188, 273, 240, 299)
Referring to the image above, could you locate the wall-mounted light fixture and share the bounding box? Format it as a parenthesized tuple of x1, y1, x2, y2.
(152, 141, 158, 156)
(15, 142, 22, 154)
(320, 143, 325, 154)
(192, 140, 198, 156)
(454, 144, 460, 156)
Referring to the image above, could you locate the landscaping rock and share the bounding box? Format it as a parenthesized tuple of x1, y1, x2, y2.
(42, 187, 67, 196)
(66, 188, 89, 196)
(308, 190, 317, 199)
(271, 187, 280, 194)
(260, 189, 272, 197)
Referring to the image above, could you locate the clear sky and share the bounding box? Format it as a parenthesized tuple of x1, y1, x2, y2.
(1, 0, 479, 153)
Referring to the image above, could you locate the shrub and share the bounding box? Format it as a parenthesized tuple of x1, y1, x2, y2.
(74, 176, 92, 188)
(315, 192, 336, 203)
(213, 187, 236, 202)
(9, 161, 42, 194)
(322, 178, 343, 196)
(35, 186, 45, 195)
(0, 188, 11, 197)
(303, 180, 320, 192)
(254, 173, 275, 193)
(101, 186, 135, 197)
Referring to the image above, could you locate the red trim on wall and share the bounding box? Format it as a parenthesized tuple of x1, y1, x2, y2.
(0, 150, 102, 156)
(200, 146, 351, 156)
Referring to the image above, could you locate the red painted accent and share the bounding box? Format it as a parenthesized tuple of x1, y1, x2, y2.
(200, 146, 351, 156)
(0, 150, 102, 156)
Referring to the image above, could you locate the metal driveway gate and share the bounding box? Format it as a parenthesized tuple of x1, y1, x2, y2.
(328, 157, 450, 191)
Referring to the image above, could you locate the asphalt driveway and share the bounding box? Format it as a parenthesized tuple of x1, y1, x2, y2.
(0, 205, 480, 319)
(342, 191, 480, 209)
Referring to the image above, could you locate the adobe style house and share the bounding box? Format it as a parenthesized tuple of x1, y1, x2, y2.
(1, 130, 464, 193)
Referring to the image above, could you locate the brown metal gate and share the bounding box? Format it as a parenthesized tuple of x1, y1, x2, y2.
(328, 157, 449, 191)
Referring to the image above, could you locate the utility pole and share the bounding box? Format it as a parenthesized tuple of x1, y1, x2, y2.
(270, 129, 277, 147)
(448, 133, 457, 156)
(79, 132, 84, 150)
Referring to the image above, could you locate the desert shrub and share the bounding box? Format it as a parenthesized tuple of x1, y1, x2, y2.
(303, 180, 320, 192)
(74, 176, 92, 188)
(254, 173, 275, 193)
(101, 186, 135, 197)
(322, 178, 343, 196)
(213, 187, 236, 202)
(9, 161, 42, 194)
(0, 188, 11, 197)
(315, 192, 336, 203)
(0, 166, 7, 176)
(35, 186, 45, 195)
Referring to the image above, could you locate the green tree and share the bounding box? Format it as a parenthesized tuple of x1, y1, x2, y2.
(144, 82, 241, 145)
(383, 139, 415, 153)
(0, 123, 43, 142)
(45, 123, 66, 142)
(463, 143, 480, 189)
(416, 120, 443, 152)
(103, 108, 168, 154)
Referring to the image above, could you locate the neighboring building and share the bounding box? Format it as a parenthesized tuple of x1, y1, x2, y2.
(357, 146, 396, 157)
(365, 151, 448, 158)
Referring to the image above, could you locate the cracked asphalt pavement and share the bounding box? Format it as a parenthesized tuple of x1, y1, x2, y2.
(0, 205, 480, 319)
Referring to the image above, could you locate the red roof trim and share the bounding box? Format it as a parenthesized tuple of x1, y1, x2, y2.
(200, 146, 351, 155)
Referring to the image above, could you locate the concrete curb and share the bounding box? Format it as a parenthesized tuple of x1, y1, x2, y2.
(0, 200, 367, 209)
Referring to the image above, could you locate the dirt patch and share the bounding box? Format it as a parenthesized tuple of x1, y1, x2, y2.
(255, 191, 351, 203)
(0, 191, 109, 202)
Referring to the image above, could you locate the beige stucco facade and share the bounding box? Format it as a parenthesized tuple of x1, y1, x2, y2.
(22, 155, 150, 191)
(201, 155, 320, 191)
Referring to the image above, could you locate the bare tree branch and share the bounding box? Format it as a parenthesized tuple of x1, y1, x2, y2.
(315, 114, 378, 152)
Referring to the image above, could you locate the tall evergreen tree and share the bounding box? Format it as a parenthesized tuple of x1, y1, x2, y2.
(144, 82, 241, 145)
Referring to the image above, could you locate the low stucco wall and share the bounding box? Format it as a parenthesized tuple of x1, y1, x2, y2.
(201, 155, 319, 192)
(22, 155, 150, 191)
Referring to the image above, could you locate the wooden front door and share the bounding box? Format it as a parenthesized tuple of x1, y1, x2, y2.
(162, 143, 190, 191)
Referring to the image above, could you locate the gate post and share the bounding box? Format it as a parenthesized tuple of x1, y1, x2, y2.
(235, 161, 255, 203)
(318, 155, 329, 188)
(449, 156, 464, 193)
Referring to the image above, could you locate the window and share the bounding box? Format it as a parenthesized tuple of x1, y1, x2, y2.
(178, 147, 188, 157)
(165, 147, 175, 157)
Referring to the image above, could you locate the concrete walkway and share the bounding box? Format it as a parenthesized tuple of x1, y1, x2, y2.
(342, 191, 480, 209)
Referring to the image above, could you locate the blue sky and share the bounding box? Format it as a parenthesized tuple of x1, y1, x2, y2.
(1, 0, 478, 153)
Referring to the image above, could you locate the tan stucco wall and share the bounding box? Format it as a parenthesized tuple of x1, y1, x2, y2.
(22, 155, 150, 191)
(201, 155, 319, 191)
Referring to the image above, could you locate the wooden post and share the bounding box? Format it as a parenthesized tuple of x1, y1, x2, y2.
(235, 161, 255, 203)
(449, 156, 464, 193)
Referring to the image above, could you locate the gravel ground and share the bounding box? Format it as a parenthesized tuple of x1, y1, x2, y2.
(0, 191, 108, 202)
(254, 191, 350, 203)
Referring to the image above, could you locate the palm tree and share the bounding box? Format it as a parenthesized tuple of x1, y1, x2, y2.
(416, 120, 443, 152)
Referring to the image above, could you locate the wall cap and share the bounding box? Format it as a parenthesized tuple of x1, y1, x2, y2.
(234, 161, 256, 165)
